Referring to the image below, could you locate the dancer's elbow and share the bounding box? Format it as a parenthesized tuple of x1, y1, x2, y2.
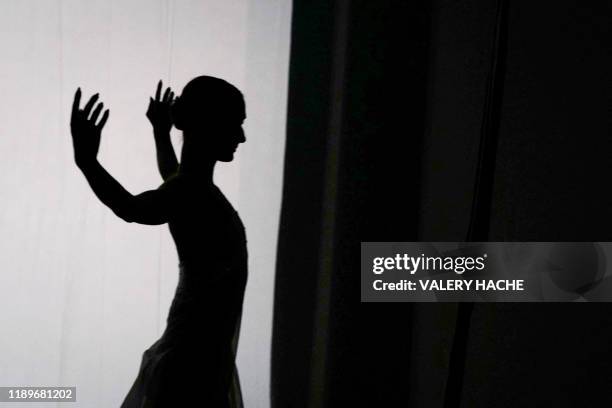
(111, 198, 137, 223)
(113, 208, 136, 223)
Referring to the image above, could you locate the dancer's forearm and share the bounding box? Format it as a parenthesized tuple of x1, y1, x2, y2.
(154, 129, 179, 180)
(78, 160, 135, 222)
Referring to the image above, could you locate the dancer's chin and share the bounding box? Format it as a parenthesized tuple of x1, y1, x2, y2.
(218, 152, 235, 162)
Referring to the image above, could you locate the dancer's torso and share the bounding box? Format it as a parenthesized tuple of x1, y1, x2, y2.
(162, 173, 248, 346)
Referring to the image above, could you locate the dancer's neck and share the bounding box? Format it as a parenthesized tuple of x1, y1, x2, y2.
(178, 143, 216, 184)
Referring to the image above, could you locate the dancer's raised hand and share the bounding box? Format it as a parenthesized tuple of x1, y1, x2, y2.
(70, 88, 109, 169)
(146, 80, 174, 135)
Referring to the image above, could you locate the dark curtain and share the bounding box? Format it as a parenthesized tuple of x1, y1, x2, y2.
(272, 0, 431, 406)
(272, 0, 612, 407)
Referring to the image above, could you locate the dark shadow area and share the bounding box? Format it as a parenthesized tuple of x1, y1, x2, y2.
(272, 0, 430, 406)
(272, 0, 612, 407)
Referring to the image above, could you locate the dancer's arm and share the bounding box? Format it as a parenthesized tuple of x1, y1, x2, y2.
(147, 80, 179, 181)
(71, 89, 176, 225)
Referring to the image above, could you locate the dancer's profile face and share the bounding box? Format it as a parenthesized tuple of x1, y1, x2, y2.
(211, 99, 246, 162)
(182, 96, 246, 162)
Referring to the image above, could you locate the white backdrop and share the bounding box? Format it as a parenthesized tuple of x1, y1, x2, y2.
(0, 0, 291, 406)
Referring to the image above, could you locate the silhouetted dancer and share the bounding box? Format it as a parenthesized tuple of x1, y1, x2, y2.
(70, 76, 248, 407)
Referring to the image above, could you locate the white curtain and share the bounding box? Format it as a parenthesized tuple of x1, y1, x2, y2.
(0, 1, 291, 406)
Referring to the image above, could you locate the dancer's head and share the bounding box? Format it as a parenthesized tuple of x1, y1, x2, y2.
(172, 76, 246, 162)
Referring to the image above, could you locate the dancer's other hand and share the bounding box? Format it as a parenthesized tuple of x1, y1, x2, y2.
(147, 80, 175, 135)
